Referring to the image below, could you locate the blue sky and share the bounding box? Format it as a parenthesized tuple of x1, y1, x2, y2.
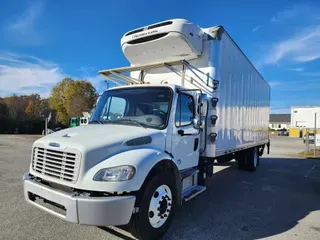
(0, 0, 320, 113)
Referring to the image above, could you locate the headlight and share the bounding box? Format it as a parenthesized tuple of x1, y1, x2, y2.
(93, 166, 135, 182)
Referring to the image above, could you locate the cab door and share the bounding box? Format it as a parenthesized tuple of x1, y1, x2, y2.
(171, 92, 200, 170)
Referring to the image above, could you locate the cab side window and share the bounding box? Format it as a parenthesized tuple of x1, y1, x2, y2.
(175, 94, 194, 127)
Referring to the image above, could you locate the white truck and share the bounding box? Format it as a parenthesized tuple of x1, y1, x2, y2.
(23, 19, 270, 240)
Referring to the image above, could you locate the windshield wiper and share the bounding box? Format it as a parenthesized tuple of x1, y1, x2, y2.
(107, 119, 146, 128)
(89, 120, 104, 124)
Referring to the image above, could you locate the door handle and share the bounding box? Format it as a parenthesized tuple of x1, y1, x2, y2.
(178, 129, 195, 136)
(194, 138, 199, 151)
(178, 130, 185, 136)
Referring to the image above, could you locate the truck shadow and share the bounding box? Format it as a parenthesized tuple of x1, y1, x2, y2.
(101, 157, 320, 240)
(98, 226, 135, 240)
(164, 157, 320, 240)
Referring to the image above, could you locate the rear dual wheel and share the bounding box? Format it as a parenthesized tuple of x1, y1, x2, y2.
(236, 147, 259, 171)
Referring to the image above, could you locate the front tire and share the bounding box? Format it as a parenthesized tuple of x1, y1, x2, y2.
(128, 172, 176, 240)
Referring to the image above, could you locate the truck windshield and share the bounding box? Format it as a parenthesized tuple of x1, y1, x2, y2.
(90, 87, 172, 129)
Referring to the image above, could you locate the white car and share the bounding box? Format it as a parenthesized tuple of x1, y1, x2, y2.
(303, 133, 314, 143)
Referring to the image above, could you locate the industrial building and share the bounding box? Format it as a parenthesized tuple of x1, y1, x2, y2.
(289, 106, 320, 137)
(269, 114, 291, 130)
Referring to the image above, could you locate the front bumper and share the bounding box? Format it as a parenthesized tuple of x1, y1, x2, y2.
(23, 172, 136, 226)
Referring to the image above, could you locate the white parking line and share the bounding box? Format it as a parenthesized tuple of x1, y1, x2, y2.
(305, 165, 316, 178)
(305, 165, 320, 180)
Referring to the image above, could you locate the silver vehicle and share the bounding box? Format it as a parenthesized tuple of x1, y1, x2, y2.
(278, 129, 289, 136)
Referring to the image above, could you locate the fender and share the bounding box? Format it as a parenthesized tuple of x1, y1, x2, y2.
(77, 148, 176, 193)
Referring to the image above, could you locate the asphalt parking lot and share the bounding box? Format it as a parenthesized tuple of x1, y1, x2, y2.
(1, 135, 320, 240)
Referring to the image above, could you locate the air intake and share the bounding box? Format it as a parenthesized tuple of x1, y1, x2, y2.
(125, 28, 144, 37)
(127, 33, 169, 45)
(147, 21, 173, 30)
(32, 147, 81, 183)
(125, 21, 173, 37)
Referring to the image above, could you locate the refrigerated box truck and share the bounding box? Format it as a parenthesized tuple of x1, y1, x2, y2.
(23, 19, 270, 240)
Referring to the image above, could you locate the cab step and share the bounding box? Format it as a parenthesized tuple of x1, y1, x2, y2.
(180, 168, 199, 179)
(182, 185, 206, 202)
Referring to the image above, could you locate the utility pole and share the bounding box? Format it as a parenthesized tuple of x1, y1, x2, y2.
(45, 112, 52, 135)
(306, 129, 309, 152)
(45, 118, 47, 136)
(314, 113, 317, 157)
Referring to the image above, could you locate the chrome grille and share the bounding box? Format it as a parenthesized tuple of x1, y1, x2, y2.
(32, 147, 81, 183)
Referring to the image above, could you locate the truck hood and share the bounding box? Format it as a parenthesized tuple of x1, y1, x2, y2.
(32, 124, 166, 179)
(34, 124, 164, 152)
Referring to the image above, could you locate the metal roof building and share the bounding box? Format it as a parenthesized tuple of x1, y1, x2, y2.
(270, 114, 291, 123)
(269, 114, 291, 130)
(291, 106, 320, 128)
(289, 106, 320, 137)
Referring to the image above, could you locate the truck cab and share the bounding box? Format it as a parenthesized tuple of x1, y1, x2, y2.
(23, 83, 205, 239)
(91, 83, 202, 168)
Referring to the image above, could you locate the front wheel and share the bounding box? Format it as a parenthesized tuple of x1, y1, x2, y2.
(127, 172, 176, 240)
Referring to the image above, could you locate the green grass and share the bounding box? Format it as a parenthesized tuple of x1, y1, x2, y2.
(298, 150, 320, 159)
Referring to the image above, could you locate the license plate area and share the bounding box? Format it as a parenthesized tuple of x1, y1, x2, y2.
(28, 192, 67, 216)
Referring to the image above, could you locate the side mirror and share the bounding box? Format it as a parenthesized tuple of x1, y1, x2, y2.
(193, 117, 201, 129)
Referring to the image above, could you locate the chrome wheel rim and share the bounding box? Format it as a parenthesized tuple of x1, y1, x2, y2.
(148, 184, 172, 228)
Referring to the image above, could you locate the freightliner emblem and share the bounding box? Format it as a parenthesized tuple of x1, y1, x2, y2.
(49, 142, 60, 147)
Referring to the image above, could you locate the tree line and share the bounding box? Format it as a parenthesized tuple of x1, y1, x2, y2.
(0, 78, 98, 134)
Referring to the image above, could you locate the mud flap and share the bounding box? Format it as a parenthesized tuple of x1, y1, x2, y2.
(267, 140, 270, 154)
